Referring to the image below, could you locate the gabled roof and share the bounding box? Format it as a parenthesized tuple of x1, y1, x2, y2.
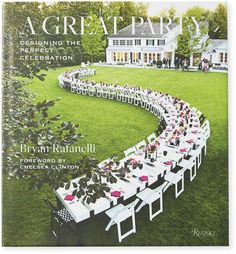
(108, 22, 179, 38)
(207, 39, 227, 52)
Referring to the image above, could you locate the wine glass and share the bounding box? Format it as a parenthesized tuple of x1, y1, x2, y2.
(138, 163, 143, 170)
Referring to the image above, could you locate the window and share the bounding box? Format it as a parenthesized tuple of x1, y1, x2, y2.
(120, 52, 124, 62)
(144, 53, 148, 63)
(225, 53, 227, 63)
(120, 40, 125, 46)
(157, 39, 165, 46)
(132, 52, 139, 63)
(117, 52, 120, 61)
(149, 53, 152, 61)
(115, 52, 127, 62)
(135, 39, 141, 46)
(113, 40, 119, 46)
(152, 53, 156, 60)
(127, 40, 133, 46)
(220, 52, 224, 62)
(146, 39, 155, 46)
(157, 53, 161, 60)
(112, 52, 116, 61)
(125, 52, 128, 62)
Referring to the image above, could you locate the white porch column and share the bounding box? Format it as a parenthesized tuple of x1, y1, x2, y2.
(147, 53, 149, 64)
(171, 51, 175, 67)
(190, 55, 193, 68)
(161, 52, 164, 61)
(106, 50, 111, 63)
(128, 51, 131, 63)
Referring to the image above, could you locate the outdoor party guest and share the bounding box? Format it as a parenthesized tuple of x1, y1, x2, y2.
(203, 59, 209, 72)
(174, 57, 179, 69)
(178, 58, 182, 69)
(182, 59, 188, 71)
(198, 60, 202, 70)
(153, 59, 157, 67)
(201, 58, 205, 70)
(162, 57, 166, 68)
(168, 58, 171, 69)
(165, 58, 168, 68)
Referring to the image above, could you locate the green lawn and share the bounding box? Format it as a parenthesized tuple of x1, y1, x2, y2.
(3, 66, 228, 246)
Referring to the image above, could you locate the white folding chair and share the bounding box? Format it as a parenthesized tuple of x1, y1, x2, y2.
(164, 168, 186, 198)
(96, 88, 102, 97)
(117, 92, 122, 101)
(70, 82, 76, 92)
(109, 92, 115, 100)
(196, 110, 203, 118)
(76, 84, 82, 94)
(201, 121, 211, 155)
(88, 87, 95, 96)
(127, 94, 134, 104)
(136, 182, 167, 221)
(191, 107, 198, 113)
(122, 93, 128, 103)
(102, 91, 108, 98)
(178, 156, 197, 182)
(147, 133, 157, 144)
(195, 121, 210, 157)
(145, 100, 151, 111)
(134, 96, 141, 106)
(135, 140, 146, 152)
(124, 147, 136, 157)
(105, 199, 139, 242)
(141, 98, 147, 108)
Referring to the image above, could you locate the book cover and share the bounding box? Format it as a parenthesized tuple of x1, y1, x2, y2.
(1, 0, 228, 246)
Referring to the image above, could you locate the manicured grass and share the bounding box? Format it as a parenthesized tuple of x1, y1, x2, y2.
(3, 66, 228, 246)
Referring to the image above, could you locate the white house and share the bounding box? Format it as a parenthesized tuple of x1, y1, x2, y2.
(106, 22, 228, 69)
(106, 22, 180, 66)
(201, 39, 228, 68)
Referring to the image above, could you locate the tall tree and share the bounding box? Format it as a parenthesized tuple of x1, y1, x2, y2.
(81, 13, 106, 63)
(3, 2, 115, 203)
(168, 6, 176, 20)
(208, 3, 227, 39)
(176, 7, 209, 59)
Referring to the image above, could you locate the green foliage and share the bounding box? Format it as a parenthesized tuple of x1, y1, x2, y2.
(3, 1, 149, 69)
(208, 3, 227, 39)
(3, 1, 156, 205)
(2, 73, 116, 203)
(184, 6, 209, 20)
(2, 66, 228, 246)
(176, 4, 227, 58)
(81, 13, 106, 63)
(3, 2, 51, 78)
(176, 7, 210, 58)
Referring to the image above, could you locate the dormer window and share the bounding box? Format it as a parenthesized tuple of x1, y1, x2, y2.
(135, 39, 141, 46)
(113, 40, 119, 46)
(127, 40, 133, 46)
(146, 39, 155, 46)
(120, 40, 125, 46)
(157, 39, 165, 46)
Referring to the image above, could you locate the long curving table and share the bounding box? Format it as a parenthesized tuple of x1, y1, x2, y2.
(55, 68, 210, 225)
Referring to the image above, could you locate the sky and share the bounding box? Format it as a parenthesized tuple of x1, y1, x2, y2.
(146, 1, 224, 16)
